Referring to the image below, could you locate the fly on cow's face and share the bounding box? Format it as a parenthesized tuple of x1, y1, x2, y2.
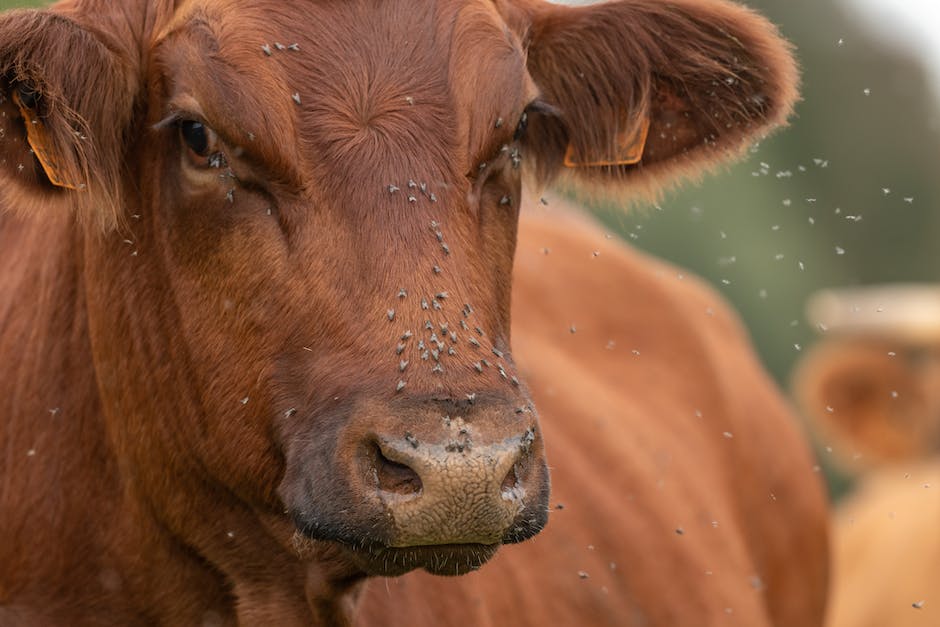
(513, 111, 527, 140)
(513, 99, 558, 142)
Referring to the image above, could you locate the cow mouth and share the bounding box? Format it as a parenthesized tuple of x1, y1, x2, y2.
(339, 541, 500, 577)
(287, 496, 547, 577)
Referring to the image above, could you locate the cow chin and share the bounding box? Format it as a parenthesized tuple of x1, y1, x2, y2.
(291, 494, 549, 578)
(288, 471, 549, 578)
(341, 542, 501, 577)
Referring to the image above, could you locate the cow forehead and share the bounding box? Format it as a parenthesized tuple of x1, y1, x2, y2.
(154, 0, 533, 196)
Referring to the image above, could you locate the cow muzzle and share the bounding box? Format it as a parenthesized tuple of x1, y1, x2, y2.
(370, 426, 536, 547)
(282, 394, 549, 576)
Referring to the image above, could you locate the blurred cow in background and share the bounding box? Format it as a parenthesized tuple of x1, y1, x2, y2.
(793, 284, 940, 627)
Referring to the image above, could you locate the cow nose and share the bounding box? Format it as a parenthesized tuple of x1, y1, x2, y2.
(368, 428, 537, 547)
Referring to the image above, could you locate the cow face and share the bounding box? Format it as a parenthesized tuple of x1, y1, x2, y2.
(0, 0, 797, 579)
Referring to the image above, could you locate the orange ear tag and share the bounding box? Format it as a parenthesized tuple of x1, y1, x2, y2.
(563, 116, 650, 168)
(13, 90, 83, 190)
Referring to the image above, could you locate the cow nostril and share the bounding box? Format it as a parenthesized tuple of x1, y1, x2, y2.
(500, 462, 523, 497)
(501, 444, 533, 499)
(500, 464, 518, 493)
(372, 443, 423, 496)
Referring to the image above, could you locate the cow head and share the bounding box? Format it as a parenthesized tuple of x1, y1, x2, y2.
(0, 0, 796, 586)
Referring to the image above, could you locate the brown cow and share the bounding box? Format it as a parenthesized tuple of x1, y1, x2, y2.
(794, 286, 940, 627)
(0, 0, 825, 625)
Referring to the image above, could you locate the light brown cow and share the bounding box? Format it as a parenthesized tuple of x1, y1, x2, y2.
(794, 286, 940, 627)
(0, 0, 826, 625)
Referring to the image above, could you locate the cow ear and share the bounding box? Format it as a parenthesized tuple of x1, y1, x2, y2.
(0, 10, 137, 230)
(518, 0, 798, 201)
(792, 340, 934, 470)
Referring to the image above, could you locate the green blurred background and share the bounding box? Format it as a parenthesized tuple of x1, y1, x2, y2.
(0, 1, 40, 11)
(6, 0, 936, 496)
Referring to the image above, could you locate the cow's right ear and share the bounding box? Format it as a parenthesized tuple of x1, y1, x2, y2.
(0, 10, 138, 230)
(792, 340, 935, 469)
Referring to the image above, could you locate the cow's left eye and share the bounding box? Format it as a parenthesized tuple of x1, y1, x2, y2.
(178, 119, 224, 168)
(181, 120, 210, 155)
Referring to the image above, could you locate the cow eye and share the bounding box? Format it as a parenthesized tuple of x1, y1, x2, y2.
(178, 119, 223, 168)
(180, 120, 209, 155)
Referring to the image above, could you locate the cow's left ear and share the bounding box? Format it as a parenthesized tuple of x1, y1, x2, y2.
(515, 0, 798, 199)
(0, 9, 140, 230)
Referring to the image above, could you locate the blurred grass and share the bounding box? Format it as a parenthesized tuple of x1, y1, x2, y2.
(0, 0, 45, 8)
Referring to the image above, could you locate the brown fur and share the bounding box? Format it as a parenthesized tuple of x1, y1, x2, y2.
(1, 1, 823, 625)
